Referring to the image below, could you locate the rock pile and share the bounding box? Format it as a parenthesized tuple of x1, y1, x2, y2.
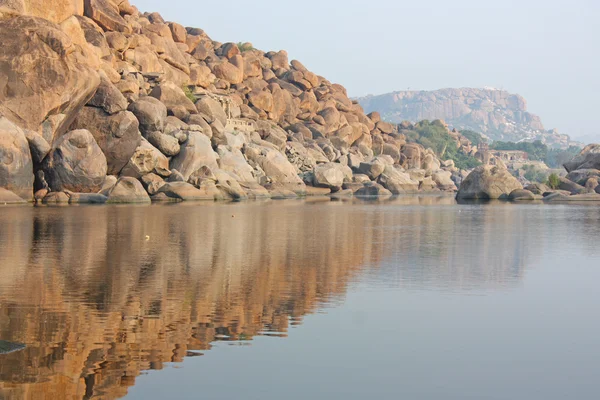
(456, 144, 600, 202)
(0, 0, 459, 203)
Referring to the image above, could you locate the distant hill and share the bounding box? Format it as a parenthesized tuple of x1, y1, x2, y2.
(357, 88, 582, 149)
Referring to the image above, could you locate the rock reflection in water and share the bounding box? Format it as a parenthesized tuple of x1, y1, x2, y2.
(0, 201, 389, 399)
(0, 197, 582, 399)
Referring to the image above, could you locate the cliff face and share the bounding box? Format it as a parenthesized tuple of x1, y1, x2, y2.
(0, 0, 462, 203)
(357, 88, 575, 148)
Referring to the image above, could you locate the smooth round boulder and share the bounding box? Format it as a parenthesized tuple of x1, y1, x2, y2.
(42, 129, 107, 193)
(128, 96, 168, 134)
(508, 189, 536, 201)
(107, 177, 151, 203)
(456, 165, 523, 200)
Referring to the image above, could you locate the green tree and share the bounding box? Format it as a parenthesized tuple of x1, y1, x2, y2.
(547, 173, 561, 189)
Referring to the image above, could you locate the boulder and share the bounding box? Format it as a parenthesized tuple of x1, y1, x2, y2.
(67, 192, 107, 204)
(0, 188, 26, 205)
(214, 170, 247, 200)
(42, 129, 107, 193)
(358, 158, 386, 180)
(565, 169, 600, 186)
(456, 165, 523, 200)
(42, 191, 70, 204)
(120, 138, 171, 178)
(83, 0, 130, 33)
(106, 177, 151, 203)
(313, 163, 345, 191)
(244, 143, 306, 194)
(195, 96, 228, 126)
(378, 166, 419, 194)
(170, 131, 219, 180)
(150, 82, 197, 115)
(508, 189, 536, 201)
(141, 173, 165, 195)
(22, 129, 51, 165)
(0, 0, 84, 24)
(558, 177, 586, 194)
(0, 117, 35, 200)
(87, 73, 128, 115)
(524, 182, 550, 195)
(70, 107, 141, 175)
(563, 144, 600, 172)
(146, 131, 180, 157)
(355, 182, 392, 197)
(128, 97, 167, 134)
(216, 146, 255, 183)
(0, 16, 100, 139)
(432, 170, 457, 191)
(157, 181, 219, 201)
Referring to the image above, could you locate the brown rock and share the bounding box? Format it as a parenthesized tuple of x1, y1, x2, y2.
(83, 0, 130, 33)
(128, 96, 167, 134)
(87, 73, 128, 115)
(248, 90, 274, 113)
(0, 16, 100, 139)
(0, 117, 34, 200)
(107, 177, 150, 203)
(169, 22, 187, 43)
(213, 61, 243, 85)
(170, 131, 219, 180)
(0, 0, 84, 24)
(150, 81, 197, 115)
(70, 107, 141, 175)
(42, 129, 107, 193)
(457, 165, 523, 200)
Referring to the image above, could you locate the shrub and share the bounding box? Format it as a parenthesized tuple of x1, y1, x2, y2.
(237, 42, 255, 53)
(547, 173, 560, 189)
(182, 86, 196, 103)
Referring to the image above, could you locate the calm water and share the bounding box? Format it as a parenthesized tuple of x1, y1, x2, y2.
(0, 197, 599, 400)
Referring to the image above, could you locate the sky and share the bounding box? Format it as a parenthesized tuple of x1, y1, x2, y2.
(134, 0, 600, 141)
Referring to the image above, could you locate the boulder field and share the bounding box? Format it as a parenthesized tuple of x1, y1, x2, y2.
(0, 0, 462, 204)
(456, 144, 600, 202)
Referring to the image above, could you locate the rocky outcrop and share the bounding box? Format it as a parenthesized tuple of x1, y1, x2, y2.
(0, 0, 461, 204)
(357, 88, 579, 148)
(456, 165, 523, 200)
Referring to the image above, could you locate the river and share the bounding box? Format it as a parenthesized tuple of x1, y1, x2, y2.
(0, 197, 599, 399)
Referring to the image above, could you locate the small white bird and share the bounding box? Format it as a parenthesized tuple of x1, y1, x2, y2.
(145, 235, 150, 241)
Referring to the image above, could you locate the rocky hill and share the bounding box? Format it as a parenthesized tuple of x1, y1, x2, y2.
(357, 88, 580, 149)
(0, 0, 464, 205)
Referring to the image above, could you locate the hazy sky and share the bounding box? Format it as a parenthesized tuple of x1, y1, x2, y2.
(134, 0, 599, 140)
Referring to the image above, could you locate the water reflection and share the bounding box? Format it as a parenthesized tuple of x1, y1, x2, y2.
(1, 198, 598, 399)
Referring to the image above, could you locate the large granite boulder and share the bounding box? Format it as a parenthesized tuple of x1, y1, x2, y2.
(120, 138, 171, 178)
(170, 131, 219, 180)
(456, 165, 523, 200)
(378, 166, 419, 194)
(150, 81, 197, 116)
(244, 143, 306, 194)
(128, 97, 167, 134)
(87, 72, 128, 115)
(42, 129, 107, 193)
(564, 144, 600, 173)
(0, 16, 100, 139)
(0, 0, 84, 24)
(565, 169, 600, 186)
(0, 117, 34, 200)
(70, 107, 141, 175)
(313, 163, 345, 191)
(83, 0, 130, 33)
(106, 177, 151, 203)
